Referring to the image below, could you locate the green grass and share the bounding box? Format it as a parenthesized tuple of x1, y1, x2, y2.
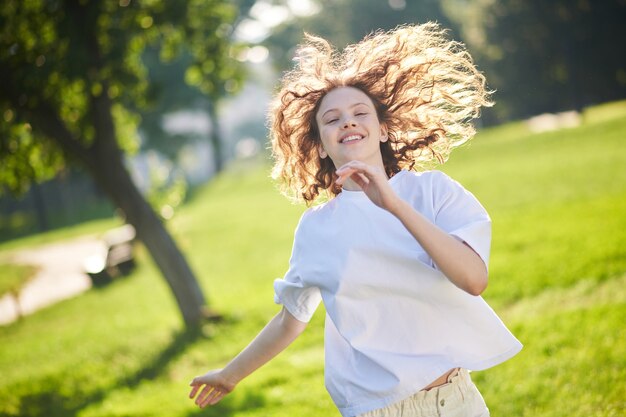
(0, 101, 625, 417)
(442, 110, 626, 307)
(0, 263, 38, 297)
(0, 216, 120, 252)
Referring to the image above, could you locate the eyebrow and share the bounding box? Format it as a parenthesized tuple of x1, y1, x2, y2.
(321, 102, 370, 118)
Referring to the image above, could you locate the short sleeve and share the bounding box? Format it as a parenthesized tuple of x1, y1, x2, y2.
(273, 212, 322, 323)
(432, 172, 492, 269)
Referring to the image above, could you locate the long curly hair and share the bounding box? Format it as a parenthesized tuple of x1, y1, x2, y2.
(269, 22, 492, 205)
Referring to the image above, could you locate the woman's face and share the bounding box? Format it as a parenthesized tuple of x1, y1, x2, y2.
(315, 86, 387, 169)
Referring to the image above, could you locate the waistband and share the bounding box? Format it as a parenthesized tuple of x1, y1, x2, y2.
(358, 369, 476, 417)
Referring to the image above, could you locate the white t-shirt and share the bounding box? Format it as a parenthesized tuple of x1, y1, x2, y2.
(274, 170, 522, 417)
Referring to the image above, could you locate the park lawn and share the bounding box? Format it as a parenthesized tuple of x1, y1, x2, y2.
(0, 263, 38, 297)
(0, 100, 624, 417)
(0, 217, 121, 253)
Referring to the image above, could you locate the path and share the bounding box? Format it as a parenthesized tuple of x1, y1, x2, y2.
(0, 235, 106, 325)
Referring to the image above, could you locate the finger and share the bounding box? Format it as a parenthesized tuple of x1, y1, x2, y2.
(336, 161, 364, 174)
(341, 165, 378, 183)
(336, 164, 358, 175)
(195, 386, 215, 406)
(336, 161, 369, 177)
(338, 160, 370, 172)
(209, 391, 227, 405)
(196, 387, 215, 407)
(200, 390, 218, 408)
(189, 384, 200, 399)
(189, 376, 203, 387)
(200, 388, 223, 408)
(350, 172, 370, 189)
(336, 167, 357, 185)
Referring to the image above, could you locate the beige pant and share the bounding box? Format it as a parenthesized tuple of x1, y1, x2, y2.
(358, 369, 490, 417)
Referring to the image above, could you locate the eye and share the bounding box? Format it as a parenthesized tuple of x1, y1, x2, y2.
(325, 118, 338, 124)
(354, 106, 370, 116)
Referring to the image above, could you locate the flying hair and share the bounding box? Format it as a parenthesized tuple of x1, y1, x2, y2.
(269, 22, 492, 205)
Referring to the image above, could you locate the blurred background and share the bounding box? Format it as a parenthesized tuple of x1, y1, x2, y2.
(0, 1, 625, 416)
(2, 0, 625, 241)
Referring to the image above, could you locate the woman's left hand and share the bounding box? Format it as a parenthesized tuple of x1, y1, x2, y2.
(336, 161, 402, 212)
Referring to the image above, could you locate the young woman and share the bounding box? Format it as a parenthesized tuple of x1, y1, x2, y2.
(189, 23, 522, 417)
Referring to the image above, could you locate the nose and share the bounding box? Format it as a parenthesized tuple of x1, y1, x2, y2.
(342, 117, 357, 128)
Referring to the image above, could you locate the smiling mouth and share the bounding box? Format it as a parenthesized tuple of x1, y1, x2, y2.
(340, 134, 363, 144)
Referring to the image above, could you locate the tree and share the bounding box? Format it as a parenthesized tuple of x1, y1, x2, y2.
(262, 0, 458, 71)
(442, 0, 626, 122)
(0, 0, 242, 328)
(138, 47, 241, 176)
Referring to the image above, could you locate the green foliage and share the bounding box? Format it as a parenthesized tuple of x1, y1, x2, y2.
(443, 0, 626, 122)
(0, 101, 624, 416)
(0, 0, 242, 195)
(146, 161, 187, 220)
(0, 121, 63, 194)
(263, 0, 455, 70)
(258, 0, 626, 124)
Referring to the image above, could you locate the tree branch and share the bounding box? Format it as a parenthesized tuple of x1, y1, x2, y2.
(0, 68, 91, 166)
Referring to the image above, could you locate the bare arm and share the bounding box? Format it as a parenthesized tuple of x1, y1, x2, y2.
(189, 307, 308, 408)
(387, 198, 488, 295)
(336, 161, 488, 296)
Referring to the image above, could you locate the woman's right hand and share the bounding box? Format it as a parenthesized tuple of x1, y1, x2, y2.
(189, 369, 237, 408)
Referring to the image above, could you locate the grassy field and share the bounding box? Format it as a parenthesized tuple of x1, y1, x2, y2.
(0, 263, 38, 298)
(0, 101, 625, 417)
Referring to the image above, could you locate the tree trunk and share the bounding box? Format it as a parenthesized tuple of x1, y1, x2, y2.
(30, 182, 49, 232)
(87, 91, 212, 328)
(0, 1, 216, 329)
(207, 100, 224, 174)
